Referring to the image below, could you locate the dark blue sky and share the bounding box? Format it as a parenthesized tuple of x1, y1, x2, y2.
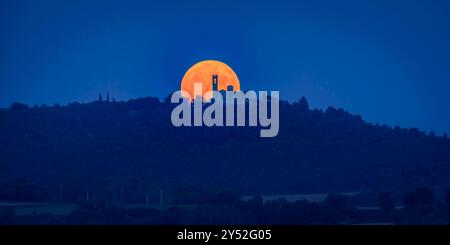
(1, 0, 450, 134)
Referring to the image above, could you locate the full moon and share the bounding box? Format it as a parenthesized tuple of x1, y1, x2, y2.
(181, 60, 240, 100)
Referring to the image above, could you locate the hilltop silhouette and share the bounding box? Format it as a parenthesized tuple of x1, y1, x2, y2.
(1, 96, 450, 204)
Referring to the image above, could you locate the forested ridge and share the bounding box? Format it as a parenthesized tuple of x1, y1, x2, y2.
(1, 96, 449, 203)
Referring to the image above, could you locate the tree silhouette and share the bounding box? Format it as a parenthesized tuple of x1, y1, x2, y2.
(10, 102, 29, 110)
(294, 96, 309, 111)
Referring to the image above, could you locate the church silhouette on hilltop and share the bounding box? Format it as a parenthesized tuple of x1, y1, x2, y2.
(212, 74, 234, 92)
(192, 74, 235, 102)
(210, 74, 234, 101)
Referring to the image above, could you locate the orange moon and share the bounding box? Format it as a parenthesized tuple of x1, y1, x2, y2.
(181, 60, 240, 100)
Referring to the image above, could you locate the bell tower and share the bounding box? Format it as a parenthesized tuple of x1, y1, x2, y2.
(212, 74, 218, 91)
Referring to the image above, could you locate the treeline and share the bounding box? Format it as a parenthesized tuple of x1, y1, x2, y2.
(2, 187, 450, 224)
(0, 96, 450, 201)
